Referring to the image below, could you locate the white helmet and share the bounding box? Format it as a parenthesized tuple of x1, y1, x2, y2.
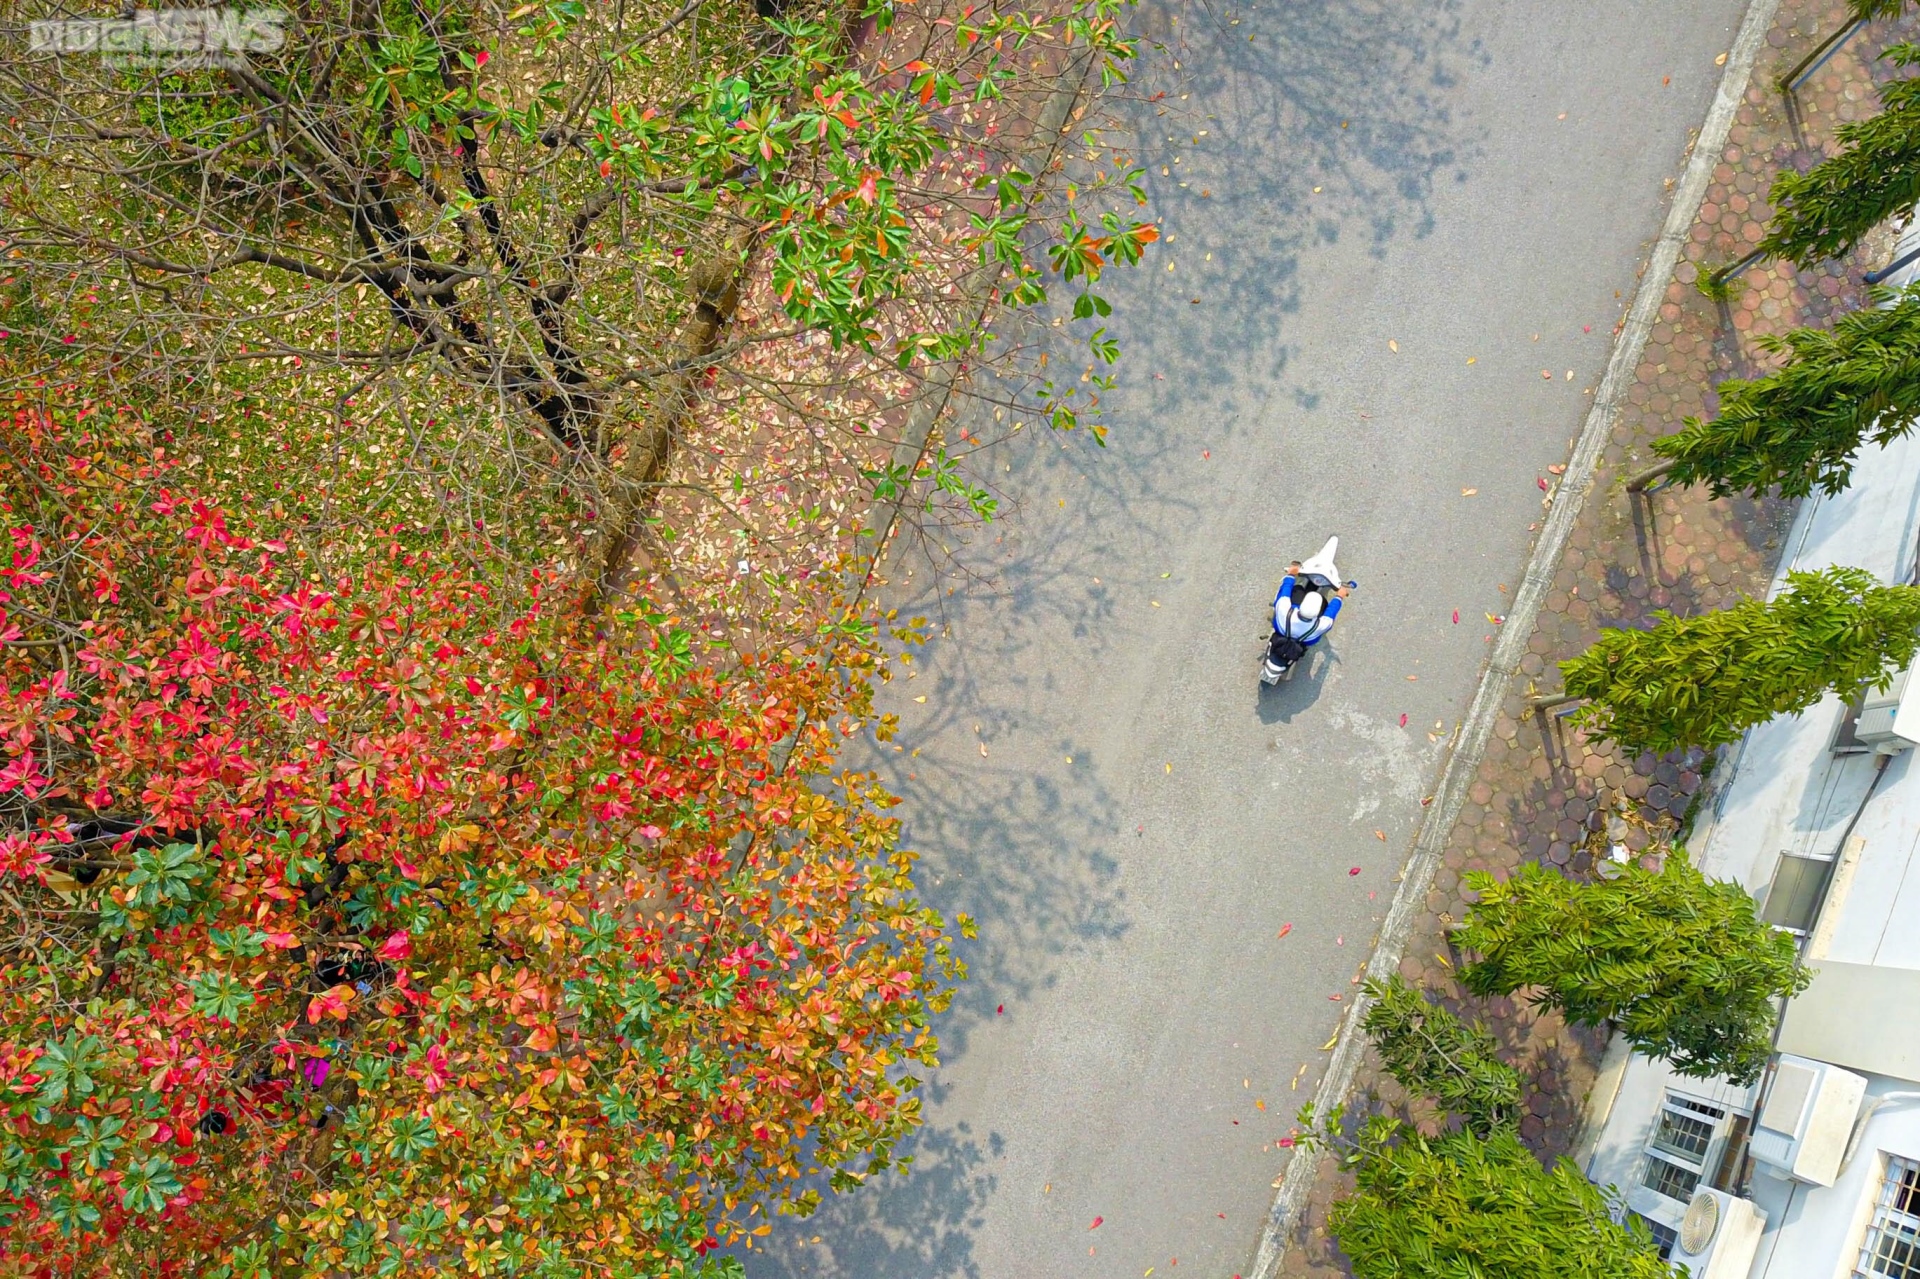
(1297, 592, 1324, 621)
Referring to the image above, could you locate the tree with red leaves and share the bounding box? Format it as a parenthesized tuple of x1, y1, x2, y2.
(0, 387, 953, 1277)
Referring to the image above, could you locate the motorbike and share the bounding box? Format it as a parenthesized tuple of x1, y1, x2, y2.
(1260, 536, 1353, 686)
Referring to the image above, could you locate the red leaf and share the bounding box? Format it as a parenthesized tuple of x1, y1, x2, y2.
(1089, 1217, 1103, 1230)
(1537, 476, 1549, 491)
(1348, 867, 1361, 876)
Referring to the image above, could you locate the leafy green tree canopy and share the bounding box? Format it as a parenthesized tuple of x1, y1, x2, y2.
(1455, 855, 1809, 1084)
(1652, 287, 1920, 498)
(1324, 1119, 1672, 1279)
(1562, 566, 1920, 756)
(1361, 976, 1522, 1137)
(1764, 42, 1920, 267)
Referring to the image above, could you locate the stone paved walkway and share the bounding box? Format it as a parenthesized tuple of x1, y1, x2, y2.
(1279, 2, 1920, 1272)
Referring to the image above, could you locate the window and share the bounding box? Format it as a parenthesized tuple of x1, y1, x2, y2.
(1763, 852, 1835, 933)
(1643, 1154, 1701, 1203)
(1652, 1107, 1716, 1161)
(1630, 1214, 1679, 1261)
(1859, 1157, 1920, 1279)
(1641, 1096, 1727, 1206)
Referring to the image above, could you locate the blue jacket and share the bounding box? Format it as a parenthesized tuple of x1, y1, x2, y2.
(1273, 574, 1341, 645)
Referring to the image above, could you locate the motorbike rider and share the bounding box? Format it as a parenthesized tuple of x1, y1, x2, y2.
(1273, 559, 1351, 647)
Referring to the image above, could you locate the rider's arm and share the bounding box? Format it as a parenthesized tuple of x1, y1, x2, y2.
(1323, 596, 1342, 621)
(1275, 573, 1297, 604)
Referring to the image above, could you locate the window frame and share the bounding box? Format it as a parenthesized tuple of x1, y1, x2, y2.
(1639, 1095, 1730, 1209)
(1856, 1155, 1920, 1279)
(1762, 849, 1838, 936)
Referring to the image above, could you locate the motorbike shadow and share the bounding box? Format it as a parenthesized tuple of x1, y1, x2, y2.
(1255, 643, 1335, 724)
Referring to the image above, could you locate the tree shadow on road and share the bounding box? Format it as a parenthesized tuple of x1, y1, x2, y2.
(1115, 0, 1481, 408)
(748, 1, 1475, 1274)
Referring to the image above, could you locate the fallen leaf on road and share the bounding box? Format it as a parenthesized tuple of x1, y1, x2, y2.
(1548, 463, 1566, 475)
(1584, 324, 1593, 332)
(1202, 450, 1210, 458)
(1321, 1033, 1338, 1050)
(1460, 487, 1477, 496)
(1398, 713, 1408, 726)
(1090, 1217, 1103, 1231)
(979, 744, 988, 757)
(1537, 476, 1549, 491)
(1276, 922, 1293, 938)
(1373, 830, 1386, 841)
(1388, 339, 1398, 352)
(1329, 994, 1343, 1001)
(997, 1004, 1004, 1013)
(1256, 1099, 1266, 1110)
(1349, 866, 1362, 875)
(1165, 762, 1172, 773)
(1452, 609, 1459, 623)
(1716, 51, 1727, 65)
(1406, 674, 1418, 681)
(1541, 369, 1551, 379)
(915, 695, 927, 703)
(1566, 370, 1574, 380)
(1466, 356, 1476, 364)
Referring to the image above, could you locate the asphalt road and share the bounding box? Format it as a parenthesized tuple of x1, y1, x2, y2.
(752, 1, 1751, 1275)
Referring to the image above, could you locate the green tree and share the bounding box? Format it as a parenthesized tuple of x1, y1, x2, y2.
(1763, 41, 1920, 267)
(1454, 854, 1809, 1084)
(1361, 976, 1522, 1136)
(1646, 287, 1920, 497)
(1561, 566, 1920, 755)
(1323, 1118, 1671, 1279)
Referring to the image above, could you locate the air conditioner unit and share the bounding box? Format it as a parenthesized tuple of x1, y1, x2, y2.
(1855, 660, 1920, 753)
(1669, 1188, 1767, 1279)
(1748, 1055, 1868, 1186)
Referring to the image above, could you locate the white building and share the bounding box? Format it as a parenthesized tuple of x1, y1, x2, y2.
(1577, 356, 1920, 1278)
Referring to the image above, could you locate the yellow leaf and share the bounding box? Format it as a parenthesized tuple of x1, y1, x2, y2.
(1388, 339, 1398, 352)
(1320, 1032, 1339, 1050)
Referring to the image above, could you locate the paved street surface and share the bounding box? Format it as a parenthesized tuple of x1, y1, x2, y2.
(753, 1, 1751, 1276)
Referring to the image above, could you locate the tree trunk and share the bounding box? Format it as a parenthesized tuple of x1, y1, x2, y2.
(1625, 457, 1679, 492)
(579, 230, 756, 618)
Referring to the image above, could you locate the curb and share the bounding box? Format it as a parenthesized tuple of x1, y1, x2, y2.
(1244, 1, 1786, 1272)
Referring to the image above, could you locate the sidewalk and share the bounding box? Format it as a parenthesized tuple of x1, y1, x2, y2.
(1279, 1, 1920, 1272)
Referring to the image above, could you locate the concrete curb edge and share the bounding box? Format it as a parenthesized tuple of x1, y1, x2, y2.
(1245, 2, 1786, 1273)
